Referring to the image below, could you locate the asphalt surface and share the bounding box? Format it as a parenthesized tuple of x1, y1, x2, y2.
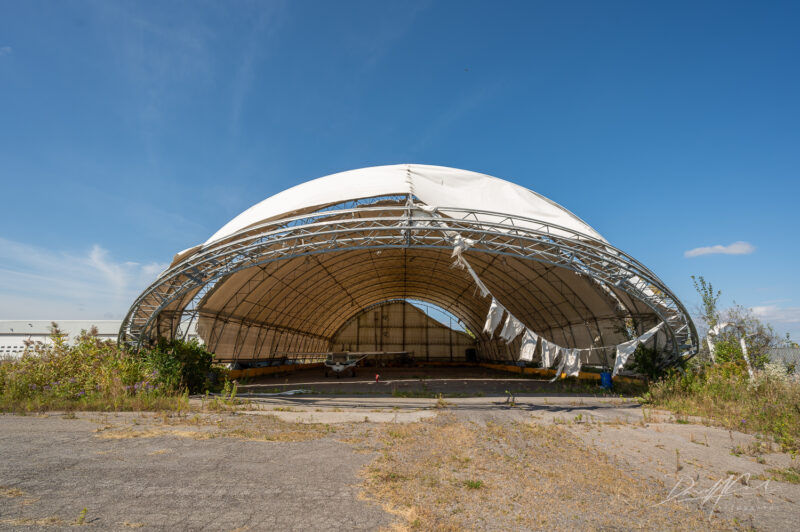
(2, 395, 797, 531)
(0, 415, 391, 531)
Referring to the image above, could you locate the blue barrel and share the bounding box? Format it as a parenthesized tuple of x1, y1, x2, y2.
(600, 371, 613, 389)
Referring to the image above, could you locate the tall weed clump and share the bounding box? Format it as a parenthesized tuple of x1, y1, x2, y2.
(144, 338, 223, 394)
(0, 325, 225, 412)
(645, 361, 800, 451)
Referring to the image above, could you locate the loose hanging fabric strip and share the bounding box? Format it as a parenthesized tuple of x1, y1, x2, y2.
(705, 322, 733, 364)
(518, 329, 539, 362)
(499, 314, 525, 343)
(451, 234, 476, 258)
(550, 347, 567, 382)
(612, 339, 639, 377)
(564, 348, 582, 377)
(483, 298, 504, 337)
(637, 323, 663, 344)
(612, 323, 664, 377)
(540, 338, 559, 369)
(453, 254, 490, 298)
(706, 337, 716, 363)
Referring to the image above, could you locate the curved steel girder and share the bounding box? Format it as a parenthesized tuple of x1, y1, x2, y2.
(196, 248, 597, 345)
(121, 206, 697, 367)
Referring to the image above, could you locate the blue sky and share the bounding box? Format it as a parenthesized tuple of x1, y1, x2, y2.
(1, 1, 798, 339)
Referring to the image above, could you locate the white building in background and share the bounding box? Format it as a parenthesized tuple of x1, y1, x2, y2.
(0, 320, 122, 358)
(0, 320, 200, 358)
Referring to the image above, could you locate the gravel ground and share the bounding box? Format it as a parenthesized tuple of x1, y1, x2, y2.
(1, 395, 798, 531)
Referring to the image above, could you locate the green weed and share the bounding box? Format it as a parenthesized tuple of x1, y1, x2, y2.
(643, 362, 800, 451)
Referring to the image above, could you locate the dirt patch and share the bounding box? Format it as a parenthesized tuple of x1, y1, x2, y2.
(360, 413, 729, 531)
(89, 411, 337, 442)
(567, 417, 800, 531)
(2, 399, 798, 530)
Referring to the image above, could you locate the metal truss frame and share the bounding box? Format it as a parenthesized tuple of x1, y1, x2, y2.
(120, 196, 698, 369)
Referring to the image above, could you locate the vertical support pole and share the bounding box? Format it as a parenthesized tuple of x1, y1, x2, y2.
(739, 337, 755, 380)
(356, 314, 360, 352)
(402, 301, 406, 352)
(449, 316, 453, 362)
(426, 306, 430, 362)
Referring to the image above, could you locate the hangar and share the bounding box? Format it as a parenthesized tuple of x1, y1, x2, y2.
(120, 164, 697, 374)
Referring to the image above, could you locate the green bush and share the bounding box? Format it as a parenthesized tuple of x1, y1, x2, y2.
(630, 344, 682, 381)
(142, 338, 224, 394)
(644, 362, 800, 451)
(0, 325, 226, 412)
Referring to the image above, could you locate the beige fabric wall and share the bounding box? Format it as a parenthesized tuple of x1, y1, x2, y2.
(190, 244, 646, 362)
(330, 301, 476, 361)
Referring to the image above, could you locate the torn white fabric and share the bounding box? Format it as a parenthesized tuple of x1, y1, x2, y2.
(564, 348, 582, 377)
(612, 339, 639, 377)
(418, 204, 438, 213)
(637, 323, 663, 344)
(705, 322, 735, 364)
(611, 323, 665, 377)
(540, 339, 559, 369)
(739, 337, 755, 380)
(518, 329, 539, 362)
(205, 164, 607, 246)
(453, 255, 490, 298)
(499, 314, 525, 343)
(706, 337, 716, 363)
(709, 322, 735, 336)
(483, 298, 504, 337)
(451, 234, 476, 258)
(550, 348, 567, 382)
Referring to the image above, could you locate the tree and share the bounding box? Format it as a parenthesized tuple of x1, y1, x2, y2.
(691, 275, 721, 330)
(713, 304, 780, 368)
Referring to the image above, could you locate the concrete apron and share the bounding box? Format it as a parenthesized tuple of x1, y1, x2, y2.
(194, 395, 645, 424)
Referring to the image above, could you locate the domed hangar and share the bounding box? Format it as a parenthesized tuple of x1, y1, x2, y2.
(120, 165, 697, 373)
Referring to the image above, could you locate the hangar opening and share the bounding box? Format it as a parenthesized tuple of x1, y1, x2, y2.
(121, 164, 697, 376)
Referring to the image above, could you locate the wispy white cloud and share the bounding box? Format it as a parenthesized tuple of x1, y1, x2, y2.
(751, 305, 800, 325)
(0, 237, 166, 319)
(684, 241, 755, 258)
(0, 46, 11, 56)
(751, 304, 800, 340)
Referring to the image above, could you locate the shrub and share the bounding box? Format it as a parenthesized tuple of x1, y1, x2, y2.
(142, 338, 225, 394)
(630, 344, 683, 381)
(0, 325, 226, 412)
(644, 362, 800, 451)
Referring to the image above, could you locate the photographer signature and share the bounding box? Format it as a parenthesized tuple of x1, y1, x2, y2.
(655, 473, 772, 518)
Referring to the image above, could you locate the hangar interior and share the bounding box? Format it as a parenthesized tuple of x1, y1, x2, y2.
(121, 165, 696, 372)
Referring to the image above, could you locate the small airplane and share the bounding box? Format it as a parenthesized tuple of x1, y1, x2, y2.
(323, 352, 369, 378)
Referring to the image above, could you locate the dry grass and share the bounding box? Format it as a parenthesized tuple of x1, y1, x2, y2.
(92, 412, 335, 443)
(360, 414, 733, 531)
(646, 363, 800, 451)
(0, 516, 66, 526)
(0, 393, 191, 414)
(0, 486, 26, 498)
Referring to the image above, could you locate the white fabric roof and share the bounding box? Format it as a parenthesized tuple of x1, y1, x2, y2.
(204, 164, 606, 246)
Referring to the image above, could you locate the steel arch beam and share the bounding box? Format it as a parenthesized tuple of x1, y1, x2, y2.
(121, 203, 697, 369)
